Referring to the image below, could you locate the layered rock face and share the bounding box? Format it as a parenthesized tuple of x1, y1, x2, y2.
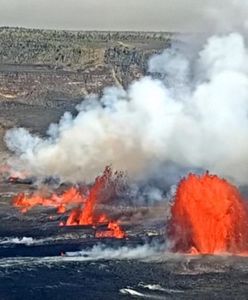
(0, 28, 172, 159)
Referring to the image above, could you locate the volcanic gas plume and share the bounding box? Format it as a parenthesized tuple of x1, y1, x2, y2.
(168, 173, 248, 255)
(13, 166, 126, 239)
(5, 10, 248, 255)
(5, 33, 248, 185)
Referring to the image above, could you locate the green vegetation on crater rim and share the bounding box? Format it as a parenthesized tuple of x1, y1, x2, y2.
(0, 27, 172, 69)
(0, 27, 172, 160)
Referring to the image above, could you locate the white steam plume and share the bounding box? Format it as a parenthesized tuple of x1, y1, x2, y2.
(64, 243, 164, 261)
(5, 33, 248, 185)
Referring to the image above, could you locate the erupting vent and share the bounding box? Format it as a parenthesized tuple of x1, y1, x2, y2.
(64, 166, 126, 239)
(12, 166, 126, 239)
(168, 173, 248, 254)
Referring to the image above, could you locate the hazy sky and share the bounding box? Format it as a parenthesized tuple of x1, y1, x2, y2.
(0, 0, 247, 32)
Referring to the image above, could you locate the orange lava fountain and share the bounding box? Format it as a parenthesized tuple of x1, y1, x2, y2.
(12, 166, 126, 239)
(168, 173, 248, 255)
(65, 166, 126, 239)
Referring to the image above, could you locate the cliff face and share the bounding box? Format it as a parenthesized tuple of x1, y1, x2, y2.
(0, 27, 172, 158)
(0, 28, 171, 105)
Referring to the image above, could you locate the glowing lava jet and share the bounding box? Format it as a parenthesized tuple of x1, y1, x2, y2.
(65, 166, 126, 239)
(168, 173, 248, 255)
(12, 166, 126, 239)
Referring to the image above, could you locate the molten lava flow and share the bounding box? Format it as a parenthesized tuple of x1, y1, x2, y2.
(65, 166, 126, 239)
(13, 186, 85, 213)
(168, 173, 248, 255)
(66, 166, 112, 226)
(12, 166, 127, 240)
(95, 221, 126, 239)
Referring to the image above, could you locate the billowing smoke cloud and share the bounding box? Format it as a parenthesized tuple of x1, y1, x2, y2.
(5, 32, 248, 185)
(199, 0, 248, 34)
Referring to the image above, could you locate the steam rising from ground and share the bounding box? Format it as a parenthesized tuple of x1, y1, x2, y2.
(5, 33, 248, 185)
(65, 243, 164, 261)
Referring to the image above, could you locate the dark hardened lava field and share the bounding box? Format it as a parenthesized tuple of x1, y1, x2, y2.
(0, 182, 247, 300)
(0, 28, 248, 300)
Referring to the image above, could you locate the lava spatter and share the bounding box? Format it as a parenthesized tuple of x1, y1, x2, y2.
(13, 186, 85, 213)
(12, 166, 126, 240)
(65, 166, 126, 239)
(168, 173, 248, 254)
